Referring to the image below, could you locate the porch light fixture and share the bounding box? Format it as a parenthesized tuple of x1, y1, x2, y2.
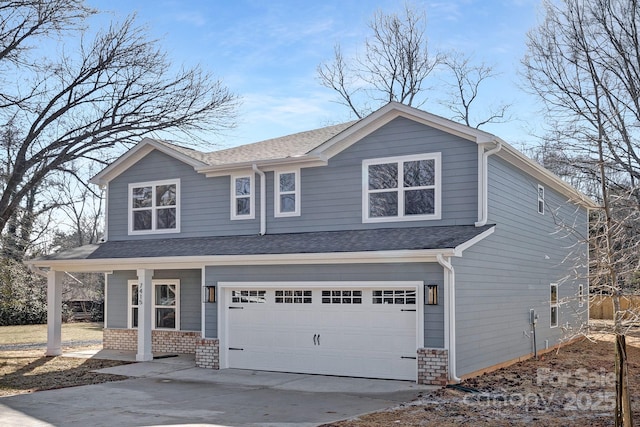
(426, 284, 438, 305)
(205, 286, 216, 303)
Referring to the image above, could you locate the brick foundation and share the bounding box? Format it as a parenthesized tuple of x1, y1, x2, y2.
(195, 338, 220, 369)
(417, 348, 448, 386)
(103, 328, 200, 354)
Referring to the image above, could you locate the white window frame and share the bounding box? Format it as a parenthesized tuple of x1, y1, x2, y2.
(274, 169, 300, 217)
(153, 279, 180, 330)
(550, 283, 558, 328)
(128, 179, 180, 235)
(128, 279, 181, 330)
(230, 174, 255, 220)
(127, 280, 139, 329)
(362, 153, 441, 223)
(538, 184, 545, 215)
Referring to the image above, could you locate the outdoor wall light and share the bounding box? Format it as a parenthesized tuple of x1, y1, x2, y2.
(204, 286, 216, 303)
(426, 284, 438, 305)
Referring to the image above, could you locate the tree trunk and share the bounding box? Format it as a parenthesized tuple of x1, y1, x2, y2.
(615, 333, 633, 427)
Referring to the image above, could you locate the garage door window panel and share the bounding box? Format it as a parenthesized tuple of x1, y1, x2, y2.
(372, 289, 416, 304)
(321, 290, 362, 304)
(231, 290, 267, 303)
(275, 290, 312, 304)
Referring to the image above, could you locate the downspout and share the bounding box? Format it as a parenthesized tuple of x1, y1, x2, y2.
(252, 164, 266, 235)
(437, 254, 461, 383)
(475, 141, 502, 227)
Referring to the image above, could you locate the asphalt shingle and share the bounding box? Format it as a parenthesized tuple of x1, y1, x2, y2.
(36, 225, 495, 261)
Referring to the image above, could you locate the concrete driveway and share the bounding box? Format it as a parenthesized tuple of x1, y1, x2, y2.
(0, 356, 432, 427)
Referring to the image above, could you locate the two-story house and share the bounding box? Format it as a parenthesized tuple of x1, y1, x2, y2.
(28, 102, 594, 385)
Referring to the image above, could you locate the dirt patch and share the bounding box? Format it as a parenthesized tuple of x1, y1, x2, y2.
(323, 333, 640, 426)
(0, 346, 131, 397)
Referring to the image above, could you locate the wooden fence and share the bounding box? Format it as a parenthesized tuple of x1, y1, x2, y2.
(589, 295, 640, 319)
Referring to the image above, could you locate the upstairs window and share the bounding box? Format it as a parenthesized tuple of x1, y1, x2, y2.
(129, 179, 180, 234)
(275, 170, 300, 217)
(231, 174, 254, 220)
(538, 184, 545, 215)
(363, 153, 441, 222)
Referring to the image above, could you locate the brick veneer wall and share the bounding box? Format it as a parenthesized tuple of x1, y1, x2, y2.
(417, 348, 448, 386)
(103, 328, 200, 353)
(195, 338, 219, 369)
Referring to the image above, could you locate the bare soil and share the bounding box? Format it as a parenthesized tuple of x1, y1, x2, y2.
(0, 346, 130, 397)
(323, 328, 640, 426)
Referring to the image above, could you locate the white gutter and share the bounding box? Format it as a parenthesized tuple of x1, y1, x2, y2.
(437, 254, 461, 383)
(475, 141, 502, 227)
(252, 164, 266, 235)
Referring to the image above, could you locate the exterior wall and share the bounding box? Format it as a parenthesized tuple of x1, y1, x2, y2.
(203, 262, 445, 348)
(417, 348, 448, 386)
(107, 117, 478, 240)
(105, 269, 201, 332)
(453, 155, 589, 377)
(103, 328, 200, 353)
(195, 338, 220, 369)
(107, 150, 263, 240)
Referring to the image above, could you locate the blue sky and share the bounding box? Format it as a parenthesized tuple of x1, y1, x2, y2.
(87, 0, 543, 150)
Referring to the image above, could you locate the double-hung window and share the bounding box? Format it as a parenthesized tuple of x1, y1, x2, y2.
(363, 153, 441, 222)
(275, 170, 300, 217)
(127, 279, 180, 330)
(550, 283, 558, 328)
(129, 179, 180, 234)
(231, 174, 254, 220)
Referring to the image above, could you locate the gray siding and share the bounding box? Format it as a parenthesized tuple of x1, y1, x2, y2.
(204, 263, 444, 347)
(453, 155, 589, 376)
(107, 117, 478, 240)
(105, 269, 201, 332)
(267, 117, 478, 233)
(108, 150, 263, 240)
(106, 270, 136, 328)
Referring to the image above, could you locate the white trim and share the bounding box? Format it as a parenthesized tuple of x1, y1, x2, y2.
(362, 153, 441, 223)
(274, 169, 301, 217)
(217, 280, 423, 371)
(230, 173, 255, 220)
(104, 183, 109, 241)
(128, 179, 181, 235)
(201, 266, 207, 338)
(550, 283, 558, 328)
(454, 226, 495, 256)
(90, 138, 207, 186)
(127, 279, 139, 329)
(29, 248, 458, 272)
(104, 273, 110, 327)
(152, 279, 181, 330)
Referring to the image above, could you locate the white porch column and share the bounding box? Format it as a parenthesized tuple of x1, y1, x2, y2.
(136, 268, 154, 361)
(46, 270, 64, 356)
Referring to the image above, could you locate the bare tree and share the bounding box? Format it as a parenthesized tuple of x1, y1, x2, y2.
(523, 0, 640, 424)
(0, 0, 239, 237)
(317, 3, 442, 118)
(440, 52, 511, 129)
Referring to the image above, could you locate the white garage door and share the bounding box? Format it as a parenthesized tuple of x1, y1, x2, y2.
(224, 285, 418, 381)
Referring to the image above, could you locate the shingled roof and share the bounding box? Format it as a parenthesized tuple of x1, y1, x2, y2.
(156, 121, 357, 166)
(34, 225, 494, 262)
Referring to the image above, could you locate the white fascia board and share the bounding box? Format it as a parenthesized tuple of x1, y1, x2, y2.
(26, 248, 456, 272)
(310, 102, 498, 160)
(196, 156, 327, 177)
(453, 226, 496, 257)
(90, 138, 207, 186)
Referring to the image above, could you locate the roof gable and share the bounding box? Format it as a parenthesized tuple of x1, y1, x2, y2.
(90, 138, 208, 186)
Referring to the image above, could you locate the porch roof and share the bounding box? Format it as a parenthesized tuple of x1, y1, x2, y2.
(32, 225, 494, 263)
